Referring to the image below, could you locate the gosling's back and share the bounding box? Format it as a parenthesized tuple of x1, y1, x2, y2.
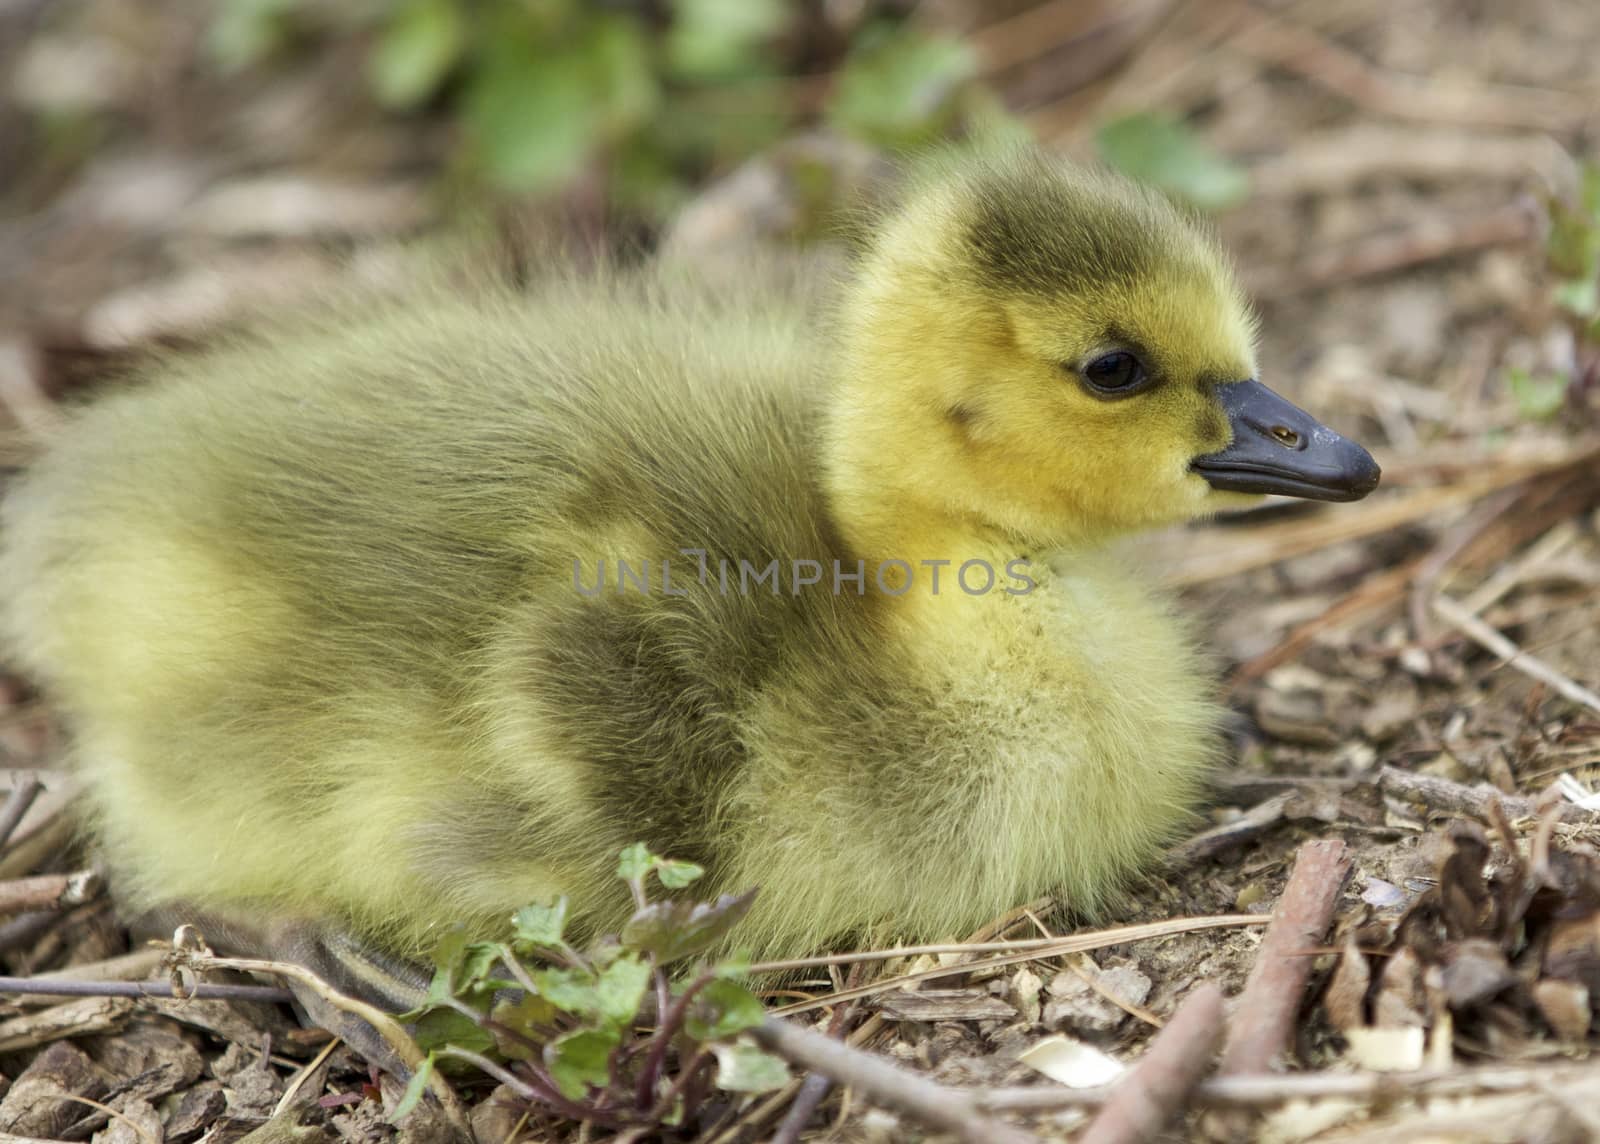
(3, 267, 854, 941)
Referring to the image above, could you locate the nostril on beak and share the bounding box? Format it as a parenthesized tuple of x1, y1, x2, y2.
(1268, 425, 1301, 448)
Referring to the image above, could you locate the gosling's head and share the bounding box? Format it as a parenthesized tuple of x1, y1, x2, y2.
(829, 148, 1379, 552)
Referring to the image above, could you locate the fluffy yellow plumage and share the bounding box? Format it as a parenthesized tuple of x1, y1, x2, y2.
(0, 147, 1376, 965)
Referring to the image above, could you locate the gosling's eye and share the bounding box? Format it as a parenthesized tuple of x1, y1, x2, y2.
(1080, 351, 1149, 396)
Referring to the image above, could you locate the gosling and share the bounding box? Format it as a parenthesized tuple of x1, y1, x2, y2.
(0, 147, 1378, 966)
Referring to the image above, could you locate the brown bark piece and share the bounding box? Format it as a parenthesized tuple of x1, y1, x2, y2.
(0, 1039, 110, 1137)
(165, 1082, 227, 1144)
(0, 996, 133, 1053)
(1220, 839, 1353, 1074)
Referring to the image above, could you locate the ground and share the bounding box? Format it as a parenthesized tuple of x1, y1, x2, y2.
(0, 1, 1598, 1141)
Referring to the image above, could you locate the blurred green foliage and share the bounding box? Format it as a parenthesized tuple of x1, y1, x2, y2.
(1546, 163, 1600, 330)
(1094, 112, 1248, 212)
(207, 0, 986, 215)
(1512, 162, 1600, 421)
(1505, 368, 1569, 421)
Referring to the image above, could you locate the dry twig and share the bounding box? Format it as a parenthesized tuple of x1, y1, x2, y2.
(770, 979, 861, 1144)
(969, 0, 1170, 77)
(769, 914, 1268, 1016)
(1432, 594, 1600, 718)
(0, 974, 294, 1003)
(1165, 795, 1291, 865)
(1379, 766, 1591, 826)
(975, 1057, 1600, 1111)
(1227, 559, 1423, 692)
(1248, 201, 1539, 297)
(1077, 983, 1224, 1144)
(1248, 126, 1576, 198)
(1220, 839, 1351, 1075)
(0, 871, 101, 917)
(1165, 449, 1594, 587)
(753, 1016, 1038, 1144)
(1228, 4, 1591, 131)
(167, 942, 472, 1138)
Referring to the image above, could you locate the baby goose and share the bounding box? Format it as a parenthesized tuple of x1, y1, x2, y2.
(0, 148, 1377, 967)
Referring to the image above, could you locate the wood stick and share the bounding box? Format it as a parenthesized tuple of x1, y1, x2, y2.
(1379, 765, 1590, 826)
(171, 943, 472, 1137)
(1219, 839, 1351, 1075)
(1078, 983, 1225, 1144)
(1432, 594, 1600, 717)
(0, 974, 294, 1003)
(753, 1017, 1039, 1144)
(1227, 5, 1589, 132)
(0, 871, 100, 917)
(1249, 201, 1538, 297)
(1226, 559, 1421, 692)
(1165, 455, 1585, 587)
(976, 1057, 1600, 1111)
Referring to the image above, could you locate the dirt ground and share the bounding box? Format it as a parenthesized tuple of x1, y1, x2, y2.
(1, 1, 1599, 1141)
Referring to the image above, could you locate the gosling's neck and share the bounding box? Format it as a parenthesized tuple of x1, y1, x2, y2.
(820, 363, 1052, 623)
(821, 298, 1073, 597)
(821, 396, 1011, 570)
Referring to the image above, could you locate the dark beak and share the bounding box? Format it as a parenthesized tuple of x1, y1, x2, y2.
(1191, 379, 1381, 502)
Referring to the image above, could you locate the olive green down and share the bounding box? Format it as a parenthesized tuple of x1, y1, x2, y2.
(3, 148, 1289, 959)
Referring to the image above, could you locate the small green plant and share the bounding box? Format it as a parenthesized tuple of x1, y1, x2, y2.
(1517, 162, 1600, 421)
(391, 843, 786, 1133)
(1503, 164, 1600, 422)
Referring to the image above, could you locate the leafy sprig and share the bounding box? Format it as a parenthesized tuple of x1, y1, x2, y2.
(1510, 162, 1600, 421)
(391, 843, 784, 1134)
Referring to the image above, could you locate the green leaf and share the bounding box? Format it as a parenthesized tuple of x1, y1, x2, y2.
(408, 967, 452, 1016)
(1581, 162, 1600, 223)
(511, 898, 569, 948)
(530, 965, 601, 1018)
(1545, 208, 1598, 281)
(588, 14, 658, 137)
(1096, 112, 1249, 212)
(656, 859, 706, 889)
(546, 1027, 620, 1100)
(712, 955, 752, 979)
(489, 992, 559, 1060)
(712, 1042, 790, 1093)
(595, 953, 651, 1027)
(620, 889, 758, 965)
(667, 0, 789, 80)
(389, 1052, 435, 1123)
(685, 978, 765, 1041)
(1505, 367, 1568, 421)
(464, 34, 595, 193)
(617, 842, 658, 883)
(207, 0, 303, 71)
(411, 1006, 496, 1056)
(827, 27, 975, 148)
(1555, 275, 1599, 320)
(459, 941, 503, 991)
(429, 925, 472, 988)
(370, 0, 465, 110)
